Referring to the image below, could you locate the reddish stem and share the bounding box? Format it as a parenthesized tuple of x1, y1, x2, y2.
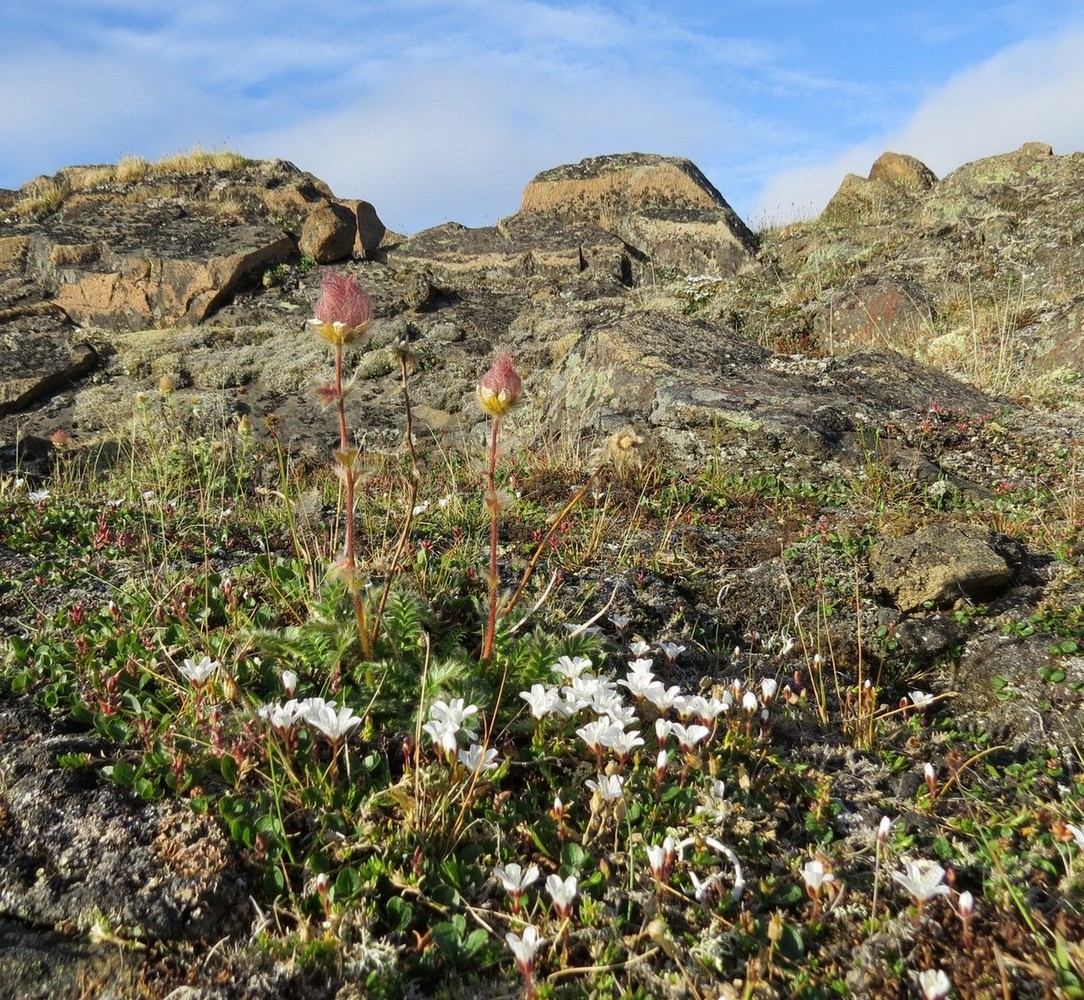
(480, 415, 501, 663)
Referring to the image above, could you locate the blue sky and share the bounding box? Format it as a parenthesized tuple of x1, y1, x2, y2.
(3, 1, 1084, 234)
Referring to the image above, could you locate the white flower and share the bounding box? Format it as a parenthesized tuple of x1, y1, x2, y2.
(563, 674, 616, 712)
(659, 641, 686, 662)
(655, 718, 673, 744)
(179, 655, 218, 684)
(457, 743, 500, 773)
(302, 700, 362, 741)
(545, 873, 578, 915)
(586, 772, 625, 802)
(1067, 823, 1084, 849)
(741, 691, 759, 714)
(519, 683, 561, 719)
(600, 726, 644, 757)
(505, 924, 542, 970)
(643, 683, 682, 712)
(428, 698, 480, 740)
(411, 501, 429, 516)
(892, 859, 950, 903)
(494, 862, 540, 895)
(258, 698, 305, 729)
(628, 640, 651, 657)
(281, 669, 299, 696)
(646, 836, 676, 881)
(917, 968, 952, 1000)
(552, 654, 592, 680)
(597, 698, 638, 727)
(619, 664, 659, 699)
(760, 677, 778, 701)
(670, 722, 711, 752)
(877, 816, 893, 843)
(696, 779, 728, 822)
(576, 717, 619, 753)
(28, 489, 51, 502)
(909, 689, 934, 709)
(957, 890, 974, 916)
(609, 614, 632, 632)
(801, 859, 836, 894)
(422, 717, 461, 754)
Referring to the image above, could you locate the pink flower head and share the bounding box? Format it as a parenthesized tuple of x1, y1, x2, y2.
(310, 273, 373, 346)
(477, 352, 523, 417)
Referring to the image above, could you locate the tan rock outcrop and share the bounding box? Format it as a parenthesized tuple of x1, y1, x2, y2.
(299, 201, 357, 263)
(519, 153, 757, 276)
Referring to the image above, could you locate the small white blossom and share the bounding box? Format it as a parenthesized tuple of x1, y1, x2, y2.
(659, 642, 686, 663)
(505, 924, 542, 970)
(428, 698, 480, 740)
(494, 862, 540, 895)
(28, 489, 51, 502)
(422, 717, 461, 754)
(917, 968, 952, 1000)
(586, 772, 625, 803)
(258, 698, 305, 730)
(643, 683, 682, 712)
(670, 722, 711, 752)
(801, 859, 836, 894)
(600, 726, 644, 757)
(457, 743, 500, 773)
(892, 859, 950, 904)
(301, 700, 362, 741)
(576, 717, 620, 754)
(178, 655, 218, 684)
(519, 683, 561, 719)
(544, 873, 578, 915)
(909, 689, 934, 709)
(552, 654, 593, 679)
(628, 639, 651, 657)
(281, 669, 299, 696)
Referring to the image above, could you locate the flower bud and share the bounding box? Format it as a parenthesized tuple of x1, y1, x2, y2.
(310, 273, 373, 346)
(477, 352, 523, 417)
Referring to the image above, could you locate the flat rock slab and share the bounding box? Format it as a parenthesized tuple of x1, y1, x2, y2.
(870, 525, 1013, 611)
(0, 332, 96, 417)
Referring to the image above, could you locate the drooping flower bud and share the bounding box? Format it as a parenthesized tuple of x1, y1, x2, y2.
(310, 273, 373, 346)
(477, 351, 523, 417)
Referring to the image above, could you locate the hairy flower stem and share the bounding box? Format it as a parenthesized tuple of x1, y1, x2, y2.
(371, 355, 421, 651)
(480, 415, 502, 664)
(334, 343, 372, 662)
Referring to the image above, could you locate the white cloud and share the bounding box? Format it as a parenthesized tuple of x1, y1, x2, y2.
(753, 26, 1084, 225)
(240, 62, 736, 233)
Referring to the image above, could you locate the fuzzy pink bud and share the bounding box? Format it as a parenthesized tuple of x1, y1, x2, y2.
(477, 352, 523, 417)
(311, 273, 373, 346)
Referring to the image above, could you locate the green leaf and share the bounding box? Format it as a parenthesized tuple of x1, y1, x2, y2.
(386, 896, 414, 934)
(335, 867, 361, 900)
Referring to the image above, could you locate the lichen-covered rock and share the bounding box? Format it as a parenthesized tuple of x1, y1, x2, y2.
(0, 696, 251, 943)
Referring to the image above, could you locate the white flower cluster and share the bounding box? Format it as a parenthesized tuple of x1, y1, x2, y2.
(258, 695, 362, 741)
(518, 645, 782, 777)
(421, 698, 501, 774)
